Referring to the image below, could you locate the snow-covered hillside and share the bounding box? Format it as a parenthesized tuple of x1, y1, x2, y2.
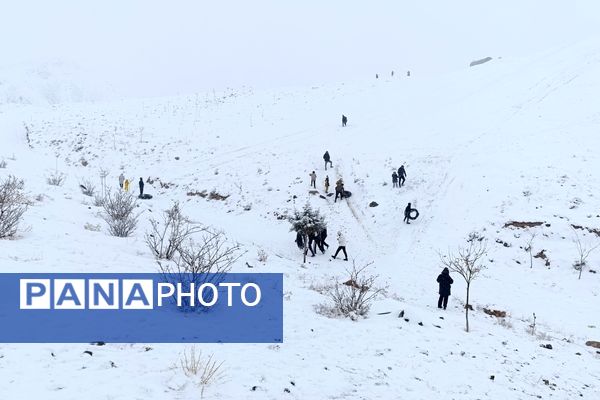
(1, 37, 600, 399)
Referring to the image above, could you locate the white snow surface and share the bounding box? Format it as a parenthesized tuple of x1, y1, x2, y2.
(1, 38, 600, 399)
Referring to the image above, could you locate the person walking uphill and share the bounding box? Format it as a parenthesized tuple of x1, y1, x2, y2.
(341, 115, 347, 127)
(309, 171, 317, 189)
(124, 179, 130, 192)
(334, 179, 345, 203)
(392, 171, 399, 188)
(119, 173, 125, 189)
(324, 175, 330, 193)
(437, 267, 454, 310)
(403, 202, 412, 224)
(323, 151, 333, 170)
(139, 178, 144, 197)
(332, 230, 348, 261)
(398, 165, 406, 187)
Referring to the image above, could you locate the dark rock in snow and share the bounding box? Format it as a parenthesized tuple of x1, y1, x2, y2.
(83, 350, 93, 356)
(469, 57, 493, 67)
(369, 201, 379, 207)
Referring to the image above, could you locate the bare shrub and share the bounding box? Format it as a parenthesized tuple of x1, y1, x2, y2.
(440, 237, 487, 332)
(157, 230, 242, 311)
(0, 176, 28, 239)
(46, 171, 66, 186)
(257, 248, 268, 263)
(93, 194, 104, 207)
(101, 190, 139, 237)
(179, 346, 225, 398)
(79, 179, 96, 197)
(84, 222, 101, 232)
(572, 227, 600, 279)
(326, 262, 385, 320)
(145, 202, 202, 260)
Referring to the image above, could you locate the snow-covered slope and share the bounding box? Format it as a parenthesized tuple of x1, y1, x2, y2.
(1, 39, 600, 399)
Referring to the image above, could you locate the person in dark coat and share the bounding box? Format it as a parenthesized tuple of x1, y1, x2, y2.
(318, 228, 329, 253)
(139, 178, 144, 196)
(323, 151, 333, 170)
(437, 267, 454, 309)
(295, 232, 304, 249)
(398, 165, 406, 187)
(403, 202, 412, 224)
(334, 179, 345, 203)
(341, 115, 347, 127)
(307, 232, 317, 257)
(392, 171, 399, 188)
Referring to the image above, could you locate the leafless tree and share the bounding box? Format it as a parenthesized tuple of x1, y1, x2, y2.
(572, 227, 600, 280)
(145, 202, 203, 260)
(158, 230, 242, 311)
(0, 175, 28, 238)
(525, 231, 537, 269)
(440, 239, 487, 332)
(328, 261, 385, 319)
(101, 190, 139, 237)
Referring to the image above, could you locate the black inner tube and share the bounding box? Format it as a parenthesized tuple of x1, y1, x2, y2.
(408, 209, 419, 220)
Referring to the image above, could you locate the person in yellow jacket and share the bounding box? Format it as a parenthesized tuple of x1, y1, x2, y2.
(124, 179, 130, 192)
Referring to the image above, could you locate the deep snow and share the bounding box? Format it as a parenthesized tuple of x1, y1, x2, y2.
(1, 38, 600, 399)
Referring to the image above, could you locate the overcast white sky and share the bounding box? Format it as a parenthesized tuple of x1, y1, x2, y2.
(1, 0, 599, 97)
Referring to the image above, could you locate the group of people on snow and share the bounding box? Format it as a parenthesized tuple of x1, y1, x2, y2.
(118, 173, 146, 198)
(392, 165, 406, 188)
(296, 228, 348, 261)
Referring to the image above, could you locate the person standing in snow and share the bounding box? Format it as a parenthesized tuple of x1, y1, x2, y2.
(307, 232, 317, 257)
(403, 202, 412, 224)
(334, 179, 345, 203)
(139, 177, 144, 197)
(309, 171, 317, 189)
(398, 165, 406, 187)
(318, 227, 329, 253)
(119, 173, 125, 189)
(437, 267, 454, 310)
(332, 230, 348, 261)
(124, 179, 130, 192)
(323, 151, 333, 170)
(392, 171, 399, 188)
(341, 115, 347, 127)
(324, 175, 330, 193)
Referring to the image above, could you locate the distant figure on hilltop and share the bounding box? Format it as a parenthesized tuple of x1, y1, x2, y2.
(407, 70, 411, 77)
(119, 173, 125, 189)
(391, 70, 394, 77)
(323, 151, 333, 170)
(398, 165, 406, 187)
(341, 115, 348, 127)
(139, 178, 144, 196)
(376, 73, 379, 79)
(437, 267, 454, 310)
(392, 171, 399, 188)
(309, 171, 317, 189)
